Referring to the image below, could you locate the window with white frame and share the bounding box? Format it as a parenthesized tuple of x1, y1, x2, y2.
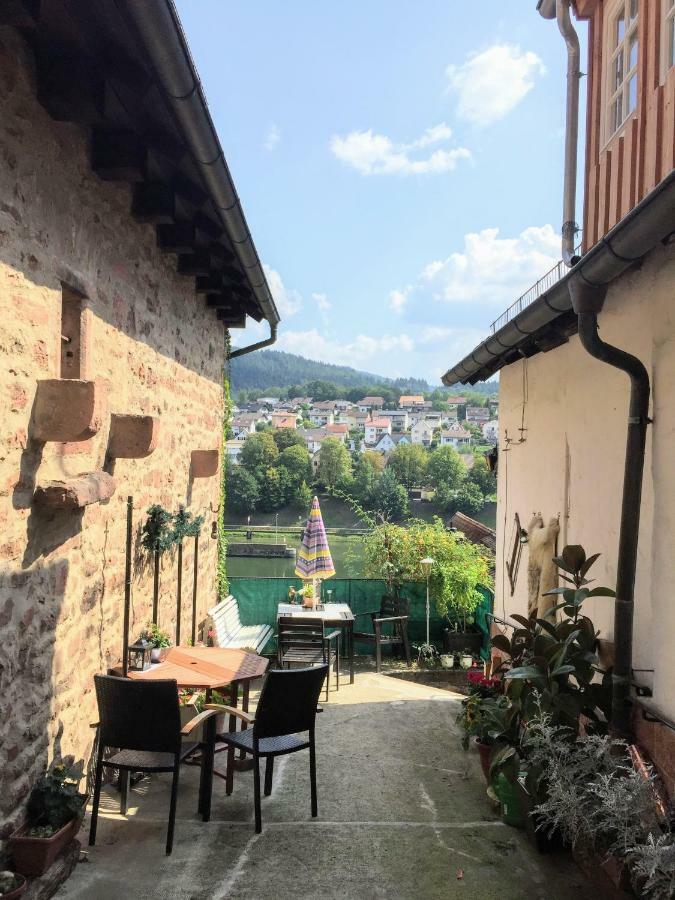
(664, 0, 675, 77)
(606, 0, 639, 138)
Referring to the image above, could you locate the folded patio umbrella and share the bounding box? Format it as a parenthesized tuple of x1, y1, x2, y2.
(295, 496, 335, 582)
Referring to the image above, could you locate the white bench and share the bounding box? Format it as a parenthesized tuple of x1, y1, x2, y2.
(207, 595, 273, 654)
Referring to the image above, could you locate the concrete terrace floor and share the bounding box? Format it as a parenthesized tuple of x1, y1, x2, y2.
(58, 668, 593, 900)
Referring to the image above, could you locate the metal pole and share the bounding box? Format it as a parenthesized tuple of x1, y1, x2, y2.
(426, 575, 430, 646)
(191, 531, 199, 645)
(152, 550, 160, 625)
(122, 496, 133, 677)
(176, 541, 183, 645)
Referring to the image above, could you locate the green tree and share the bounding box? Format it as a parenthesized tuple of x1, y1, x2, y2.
(291, 480, 313, 511)
(317, 438, 352, 489)
(273, 427, 306, 452)
(386, 443, 427, 488)
(370, 469, 409, 521)
(277, 444, 312, 485)
(453, 481, 484, 516)
(226, 467, 260, 514)
(240, 431, 278, 473)
(350, 452, 382, 506)
(468, 456, 496, 495)
(427, 445, 464, 491)
(259, 466, 290, 511)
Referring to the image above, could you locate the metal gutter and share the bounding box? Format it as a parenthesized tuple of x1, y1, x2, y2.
(442, 169, 675, 386)
(229, 322, 278, 360)
(116, 0, 280, 330)
(556, 0, 582, 267)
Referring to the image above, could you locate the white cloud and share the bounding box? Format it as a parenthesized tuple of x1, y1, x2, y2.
(420, 224, 560, 307)
(418, 325, 453, 344)
(275, 329, 415, 369)
(388, 286, 411, 314)
(330, 123, 471, 176)
(312, 292, 331, 312)
(262, 264, 302, 317)
(446, 44, 546, 126)
(264, 124, 281, 152)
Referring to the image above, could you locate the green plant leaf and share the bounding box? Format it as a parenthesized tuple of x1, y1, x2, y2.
(551, 664, 576, 677)
(510, 613, 534, 628)
(562, 544, 586, 571)
(579, 552, 601, 578)
(586, 586, 616, 598)
(491, 634, 512, 654)
(504, 665, 545, 681)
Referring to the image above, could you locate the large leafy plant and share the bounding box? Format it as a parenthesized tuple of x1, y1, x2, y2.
(25, 763, 86, 835)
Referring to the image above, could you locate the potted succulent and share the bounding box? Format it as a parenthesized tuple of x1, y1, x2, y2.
(415, 643, 438, 667)
(10, 764, 86, 877)
(0, 872, 27, 899)
(439, 653, 455, 669)
(299, 582, 315, 609)
(141, 622, 172, 662)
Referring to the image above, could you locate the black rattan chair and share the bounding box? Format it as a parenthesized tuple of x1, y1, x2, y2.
(89, 675, 221, 855)
(277, 616, 340, 701)
(353, 595, 412, 672)
(206, 665, 327, 833)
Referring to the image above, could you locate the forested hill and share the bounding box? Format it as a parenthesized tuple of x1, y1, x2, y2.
(229, 349, 430, 393)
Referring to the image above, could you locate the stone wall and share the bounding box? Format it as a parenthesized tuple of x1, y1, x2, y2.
(0, 28, 225, 835)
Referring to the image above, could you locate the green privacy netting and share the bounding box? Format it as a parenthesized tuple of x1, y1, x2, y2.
(228, 577, 493, 659)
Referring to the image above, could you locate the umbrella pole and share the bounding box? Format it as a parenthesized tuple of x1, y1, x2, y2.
(122, 496, 133, 677)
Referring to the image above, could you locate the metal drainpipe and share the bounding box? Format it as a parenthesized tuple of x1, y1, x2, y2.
(229, 322, 278, 359)
(557, 0, 582, 266)
(569, 276, 651, 738)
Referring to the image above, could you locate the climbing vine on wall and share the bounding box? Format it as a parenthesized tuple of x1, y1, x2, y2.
(217, 330, 233, 597)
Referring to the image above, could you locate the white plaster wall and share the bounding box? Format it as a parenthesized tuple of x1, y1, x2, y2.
(495, 240, 674, 716)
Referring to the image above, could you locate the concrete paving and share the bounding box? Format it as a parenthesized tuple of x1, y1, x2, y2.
(57, 669, 593, 899)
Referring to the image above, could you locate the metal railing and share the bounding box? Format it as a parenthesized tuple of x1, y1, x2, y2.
(489, 242, 582, 334)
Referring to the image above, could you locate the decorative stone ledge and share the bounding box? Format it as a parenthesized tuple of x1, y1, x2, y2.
(190, 449, 219, 478)
(34, 471, 116, 509)
(108, 414, 159, 458)
(32, 379, 106, 443)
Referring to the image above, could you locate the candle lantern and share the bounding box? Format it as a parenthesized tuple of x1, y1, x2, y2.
(128, 638, 153, 672)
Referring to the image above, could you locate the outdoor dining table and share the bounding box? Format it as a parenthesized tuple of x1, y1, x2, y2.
(277, 602, 355, 684)
(127, 646, 269, 807)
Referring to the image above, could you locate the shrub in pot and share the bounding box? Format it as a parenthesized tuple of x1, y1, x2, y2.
(10, 764, 86, 877)
(0, 871, 27, 899)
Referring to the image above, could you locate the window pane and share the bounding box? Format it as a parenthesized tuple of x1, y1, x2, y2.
(614, 50, 624, 88)
(612, 94, 623, 132)
(615, 10, 625, 46)
(629, 32, 638, 69)
(629, 0, 637, 21)
(627, 74, 638, 112)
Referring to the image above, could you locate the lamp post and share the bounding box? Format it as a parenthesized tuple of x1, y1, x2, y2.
(420, 556, 434, 646)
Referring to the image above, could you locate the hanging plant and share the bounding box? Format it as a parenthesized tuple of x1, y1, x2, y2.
(141, 505, 174, 554)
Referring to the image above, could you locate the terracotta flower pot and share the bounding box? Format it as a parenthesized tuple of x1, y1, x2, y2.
(0, 874, 27, 899)
(10, 818, 80, 877)
(474, 737, 492, 781)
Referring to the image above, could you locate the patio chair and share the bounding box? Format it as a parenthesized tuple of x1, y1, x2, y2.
(89, 675, 221, 855)
(353, 595, 412, 672)
(206, 665, 327, 833)
(276, 616, 340, 701)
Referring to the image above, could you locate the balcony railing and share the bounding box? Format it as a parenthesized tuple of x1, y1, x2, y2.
(489, 243, 582, 335)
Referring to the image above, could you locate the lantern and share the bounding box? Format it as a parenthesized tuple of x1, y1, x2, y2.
(128, 638, 153, 672)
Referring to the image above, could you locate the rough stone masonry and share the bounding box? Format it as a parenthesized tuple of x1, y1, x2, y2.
(0, 27, 225, 836)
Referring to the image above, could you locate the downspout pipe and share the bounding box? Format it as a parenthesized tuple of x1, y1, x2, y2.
(556, 0, 582, 267)
(569, 276, 651, 738)
(229, 322, 278, 360)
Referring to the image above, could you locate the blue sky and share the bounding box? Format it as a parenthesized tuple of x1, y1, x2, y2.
(176, 1, 587, 384)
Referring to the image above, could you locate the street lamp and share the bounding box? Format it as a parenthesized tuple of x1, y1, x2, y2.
(420, 557, 434, 646)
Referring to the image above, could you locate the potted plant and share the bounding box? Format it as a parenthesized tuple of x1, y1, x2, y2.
(299, 582, 315, 609)
(10, 764, 86, 877)
(416, 643, 438, 667)
(141, 622, 172, 662)
(439, 653, 455, 669)
(457, 677, 508, 781)
(0, 872, 27, 899)
(459, 652, 474, 670)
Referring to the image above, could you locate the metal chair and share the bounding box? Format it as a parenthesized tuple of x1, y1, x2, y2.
(353, 595, 412, 672)
(89, 675, 220, 855)
(277, 616, 340, 701)
(207, 665, 327, 833)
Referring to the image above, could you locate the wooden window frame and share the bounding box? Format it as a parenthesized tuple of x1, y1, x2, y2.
(506, 513, 524, 597)
(603, 0, 639, 145)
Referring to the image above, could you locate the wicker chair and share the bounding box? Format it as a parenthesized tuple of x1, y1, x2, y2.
(353, 595, 412, 672)
(277, 616, 340, 701)
(206, 665, 327, 833)
(89, 675, 221, 855)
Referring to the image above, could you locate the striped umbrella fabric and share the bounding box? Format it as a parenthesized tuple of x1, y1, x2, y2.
(294, 496, 336, 580)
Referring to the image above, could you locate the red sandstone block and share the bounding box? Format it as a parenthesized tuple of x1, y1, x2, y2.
(34, 470, 116, 510)
(32, 379, 107, 443)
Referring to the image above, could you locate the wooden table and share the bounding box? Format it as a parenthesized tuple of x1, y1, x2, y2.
(129, 646, 269, 808)
(277, 603, 355, 684)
